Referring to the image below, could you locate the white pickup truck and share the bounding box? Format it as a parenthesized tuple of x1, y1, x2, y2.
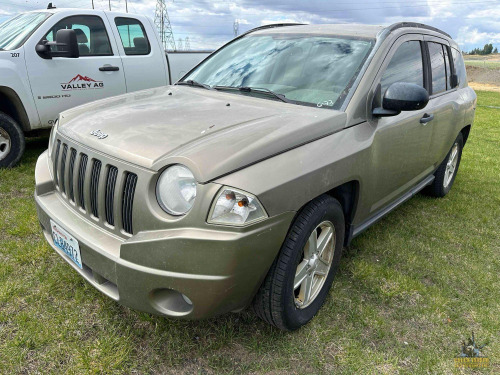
(0, 7, 210, 167)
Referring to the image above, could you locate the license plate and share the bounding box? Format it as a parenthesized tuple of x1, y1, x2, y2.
(50, 220, 82, 269)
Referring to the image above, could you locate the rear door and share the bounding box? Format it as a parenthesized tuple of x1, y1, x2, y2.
(367, 35, 434, 213)
(107, 15, 168, 92)
(424, 37, 464, 168)
(25, 12, 126, 127)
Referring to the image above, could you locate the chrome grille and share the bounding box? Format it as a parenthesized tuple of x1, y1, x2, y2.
(59, 144, 68, 194)
(89, 159, 102, 218)
(68, 149, 77, 201)
(122, 173, 138, 235)
(52, 138, 138, 236)
(78, 154, 88, 210)
(105, 166, 118, 226)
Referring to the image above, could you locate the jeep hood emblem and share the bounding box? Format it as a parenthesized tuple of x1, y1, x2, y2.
(90, 129, 108, 139)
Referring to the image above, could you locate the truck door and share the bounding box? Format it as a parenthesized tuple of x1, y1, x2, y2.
(25, 13, 126, 127)
(106, 15, 169, 91)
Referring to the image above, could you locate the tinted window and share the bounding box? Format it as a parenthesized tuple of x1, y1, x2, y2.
(451, 48, 467, 87)
(115, 18, 150, 55)
(381, 41, 424, 94)
(428, 42, 447, 94)
(184, 34, 374, 109)
(43, 16, 112, 56)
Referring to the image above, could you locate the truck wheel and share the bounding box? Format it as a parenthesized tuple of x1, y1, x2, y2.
(252, 195, 344, 331)
(424, 132, 464, 198)
(0, 113, 25, 168)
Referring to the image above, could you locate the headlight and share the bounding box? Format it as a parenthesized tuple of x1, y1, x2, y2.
(48, 118, 58, 156)
(208, 187, 268, 226)
(156, 165, 197, 216)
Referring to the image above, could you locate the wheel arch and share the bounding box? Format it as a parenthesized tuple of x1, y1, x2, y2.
(461, 124, 471, 146)
(326, 180, 360, 246)
(0, 86, 30, 132)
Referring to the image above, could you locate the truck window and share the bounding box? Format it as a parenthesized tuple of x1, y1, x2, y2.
(451, 48, 467, 87)
(43, 15, 112, 56)
(381, 41, 424, 95)
(428, 42, 447, 94)
(443, 46, 453, 90)
(0, 12, 50, 51)
(115, 17, 150, 55)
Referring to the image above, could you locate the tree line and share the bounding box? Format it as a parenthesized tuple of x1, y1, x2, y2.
(468, 43, 498, 55)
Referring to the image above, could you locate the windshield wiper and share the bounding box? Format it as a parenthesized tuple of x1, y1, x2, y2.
(214, 85, 292, 103)
(176, 80, 214, 90)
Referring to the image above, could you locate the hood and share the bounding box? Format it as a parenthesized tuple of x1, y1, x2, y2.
(59, 86, 347, 182)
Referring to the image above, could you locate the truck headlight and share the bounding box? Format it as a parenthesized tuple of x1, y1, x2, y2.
(156, 165, 197, 216)
(208, 187, 268, 226)
(48, 118, 58, 156)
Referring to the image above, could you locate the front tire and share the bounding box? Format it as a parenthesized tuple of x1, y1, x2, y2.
(424, 132, 464, 197)
(0, 113, 25, 168)
(252, 195, 345, 331)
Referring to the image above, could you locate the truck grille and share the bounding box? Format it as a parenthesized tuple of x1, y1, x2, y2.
(53, 139, 138, 235)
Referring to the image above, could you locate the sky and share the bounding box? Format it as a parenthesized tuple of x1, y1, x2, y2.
(1, 0, 499, 52)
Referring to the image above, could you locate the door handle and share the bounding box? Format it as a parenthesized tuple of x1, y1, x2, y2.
(420, 113, 434, 124)
(99, 65, 119, 72)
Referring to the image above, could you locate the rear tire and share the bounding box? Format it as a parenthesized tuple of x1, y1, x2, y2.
(252, 195, 344, 331)
(424, 132, 463, 197)
(0, 113, 25, 168)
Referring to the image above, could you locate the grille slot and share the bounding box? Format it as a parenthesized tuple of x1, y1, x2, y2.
(68, 149, 77, 201)
(90, 160, 102, 218)
(78, 154, 88, 210)
(59, 144, 68, 193)
(105, 166, 118, 225)
(122, 173, 138, 234)
(53, 140, 61, 185)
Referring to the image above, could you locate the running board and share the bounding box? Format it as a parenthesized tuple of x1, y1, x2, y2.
(352, 174, 435, 238)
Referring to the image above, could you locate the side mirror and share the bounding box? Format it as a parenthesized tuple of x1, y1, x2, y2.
(373, 82, 429, 117)
(36, 29, 79, 59)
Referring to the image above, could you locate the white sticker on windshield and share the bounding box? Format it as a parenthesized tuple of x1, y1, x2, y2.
(317, 100, 334, 108)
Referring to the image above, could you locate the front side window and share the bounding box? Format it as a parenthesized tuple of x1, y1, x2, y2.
(0, 12, 50, 51)
(183, 34, 374, 109)
(43, 15, 112, 56)
(428, 42, 447, 94)
(115, 17, 150, 55)
(381, 40, 424, 94)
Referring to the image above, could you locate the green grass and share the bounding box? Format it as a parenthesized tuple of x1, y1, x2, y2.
(464, 60, 500, 69)
(1, 91, 499, 374)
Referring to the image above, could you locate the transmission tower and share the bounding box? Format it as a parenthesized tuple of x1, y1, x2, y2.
(233, 20, 239, 37)
(154, 0, 176, 51)
(184, 37, 190, 51)
(177, 38, 183, 51)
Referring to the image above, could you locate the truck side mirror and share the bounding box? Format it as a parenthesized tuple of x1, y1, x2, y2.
(36, 29, 80, 59)
(373, 82, 429, 117)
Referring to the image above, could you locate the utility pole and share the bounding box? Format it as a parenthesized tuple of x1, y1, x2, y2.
(91, 0, 94, 9)
(184, 37, 190, 51)
(233, 19, 239, 37)
(125, 0, 128, 13)
(154, 0, 176, 51)
(108, 0, 111, 11)
(177, 38, 183, 51)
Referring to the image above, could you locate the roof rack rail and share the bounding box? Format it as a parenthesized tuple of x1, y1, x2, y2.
(386, 22, 451, 39)
(243, 23, 305, 36)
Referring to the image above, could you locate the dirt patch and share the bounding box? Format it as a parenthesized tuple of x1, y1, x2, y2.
(466, 65, 500, 85)
(468, 82, 500, 92)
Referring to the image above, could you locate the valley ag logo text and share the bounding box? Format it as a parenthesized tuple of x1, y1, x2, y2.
(61, 74, 103, 91)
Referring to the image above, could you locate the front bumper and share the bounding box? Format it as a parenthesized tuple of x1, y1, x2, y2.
(35, 150, 294, 319)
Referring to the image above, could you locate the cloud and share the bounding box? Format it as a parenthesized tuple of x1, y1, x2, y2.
(1, 0, 499, 52)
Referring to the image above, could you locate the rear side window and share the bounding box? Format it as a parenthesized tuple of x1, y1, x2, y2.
(43, 15, 112, 56)
(451, 48, 467, 87)
(115, 17, 150, 55)
(428, 42, 447, 94)
(381, 40, 424, 94)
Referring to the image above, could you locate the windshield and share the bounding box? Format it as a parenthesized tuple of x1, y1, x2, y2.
(183, 33, 374, 109)
(0, 12, 50, 51)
